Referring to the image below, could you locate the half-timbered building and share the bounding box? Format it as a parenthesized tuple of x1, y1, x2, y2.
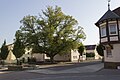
(95, 6, 120, 69)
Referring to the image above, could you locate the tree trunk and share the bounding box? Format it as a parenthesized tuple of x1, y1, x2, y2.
(78, 55, 80, 63)
(16, 58, 19, 65)
(16, 58, 22, 65)
(1, 60, 5, 67)
(50, 56, 54, 63)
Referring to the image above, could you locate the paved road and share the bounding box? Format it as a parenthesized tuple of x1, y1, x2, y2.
(28, 61, 103, 74)
(0, 61, 120, 80)
(0, 69, 120, 80)
(45, 61, 102, 71)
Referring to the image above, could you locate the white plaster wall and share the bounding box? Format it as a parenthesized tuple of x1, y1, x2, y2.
(25, 48, 32, 54)
(54, 53, 70, 61)
(110, 36, 118, 41)
(86, 49, 102, 60)
(33, 53, 70, 62)
(71, 49, 80, 62)
(94, 48, 102, 59)
(108, 21, 117, 24)
(104, 44, 120, 62)
(101, 37, 108, 42)
(99, 22, 106, 26)
(21, 48, 32, 61)
(86, 50, 94, 53)
(33, 53, 45, 62)
(44, 54, 50, 59)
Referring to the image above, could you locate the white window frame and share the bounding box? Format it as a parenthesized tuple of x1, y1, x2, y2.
(119, 31, 120, 38)
(101, 25, 106, 37)
(119, 21, 120, 30)
(109, 23, 118, 35)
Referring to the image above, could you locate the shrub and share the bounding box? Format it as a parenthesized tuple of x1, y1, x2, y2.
(86, 53, 95, 57)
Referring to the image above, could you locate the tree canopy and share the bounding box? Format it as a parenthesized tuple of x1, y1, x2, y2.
(13, 31, 25, 65)
(0, 40, 9, 60)
(13, 30, 25, 59)
(17, 6, 86, 63)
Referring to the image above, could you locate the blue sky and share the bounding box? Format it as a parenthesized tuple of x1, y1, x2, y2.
(0, 0, 120, 46)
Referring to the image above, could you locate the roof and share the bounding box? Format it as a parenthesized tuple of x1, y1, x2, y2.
(113, 7, 120, 16)
(95, 9, 120, 26)
(85, 45, 96, 50)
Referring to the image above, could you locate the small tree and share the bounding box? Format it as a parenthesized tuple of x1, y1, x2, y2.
(78, 43, 85, 62)
(96, 44, 104, 56)
(13, 30, 25, 65)
(0, 40, 9, 65)
(96, 44, 104, 62)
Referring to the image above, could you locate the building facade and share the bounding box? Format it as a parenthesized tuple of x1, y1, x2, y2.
(85, 45, 102, 60)
(95, 7, 120, 69)
(32, 49, 80, 62)
(5, 44, 101, 63)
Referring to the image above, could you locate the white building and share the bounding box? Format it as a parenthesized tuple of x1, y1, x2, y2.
(85, 45, 102, 60)
(5, 44, 101, 63)
(32, 49, 80, 62)
(6, 44, 16, 64)
(95, 5, 120, 69)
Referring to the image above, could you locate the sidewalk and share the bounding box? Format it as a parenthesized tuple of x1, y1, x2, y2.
(27, 63, 104, 74)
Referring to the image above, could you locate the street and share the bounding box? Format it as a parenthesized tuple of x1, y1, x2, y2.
(0, 61, 120, 80)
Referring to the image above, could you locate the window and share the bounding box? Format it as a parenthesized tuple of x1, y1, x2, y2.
(109, 24, 117, 35)
(119, 21, 120, 30)
(101, 26, 106, 37)
(106, 46, 112, 57)
(119, 31, 120, 37)
(73, 56, 77, 59)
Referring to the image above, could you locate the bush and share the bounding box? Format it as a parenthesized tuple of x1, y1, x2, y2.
(86, 53, 95, 57)
(96, 44, 104, 56)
